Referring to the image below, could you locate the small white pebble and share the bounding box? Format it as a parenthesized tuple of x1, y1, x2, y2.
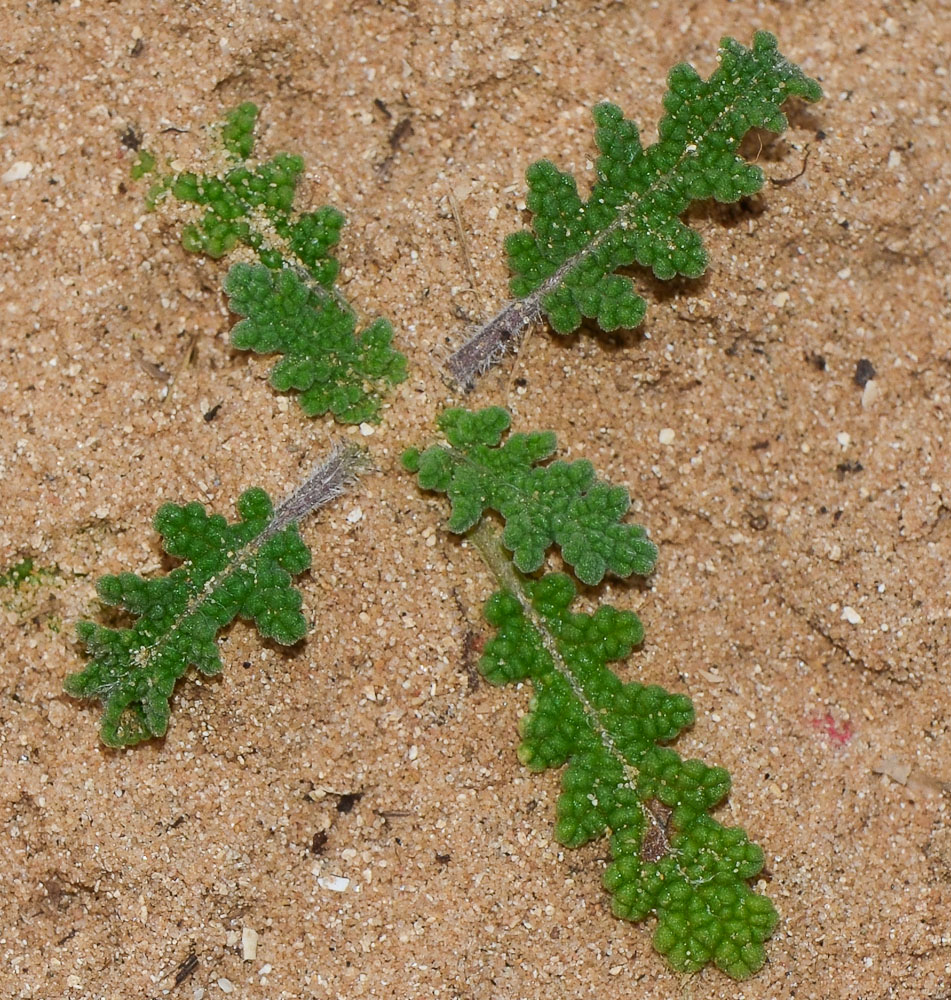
(242, 926, 258, 961)
(359, 422, 375, 436)
(346, 507, 363, 524)
(836, 431, 851, 447)
(658, 428, 675, 445)
(217, 978, 234, 995)
(2, 161, 33, 183)
(773, 290, 790, 308)
(842, 606, 863, 625)
(861, 379, 881, 408)
(318, 874, 350, 892)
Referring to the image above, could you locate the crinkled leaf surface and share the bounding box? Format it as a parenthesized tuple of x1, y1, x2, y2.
(152, 103, 345, 282)
(226, 263, 407, 424)
(481, 571, 777, 979)
(506, 31, 822, 333)
(135, 104, 407, 422)
(64, 488, 311, 747)
(403, 407, 657, 585)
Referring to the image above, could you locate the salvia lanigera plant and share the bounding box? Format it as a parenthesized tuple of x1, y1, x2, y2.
(65, 31, 820, 980)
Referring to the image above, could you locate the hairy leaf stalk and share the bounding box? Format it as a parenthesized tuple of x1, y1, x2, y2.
(267, 441, 367, 535)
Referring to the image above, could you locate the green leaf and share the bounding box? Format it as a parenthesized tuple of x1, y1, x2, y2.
(133, 102, 346, 285)
(226, 263, 407, 424)
(64, 488, 311, 747)
(222, 101, 259, 160)
(131, 104, 408, 423)
(130, 149, 156, 181)
(405, 407, 657, 585)
(167, 149, 315, 270)
(408, 409, 777, 976)
(508, 31, 821, 333)
(481, 569, 777, 979)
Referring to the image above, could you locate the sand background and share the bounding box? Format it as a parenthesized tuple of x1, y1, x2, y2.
(2, 1, 950, 997)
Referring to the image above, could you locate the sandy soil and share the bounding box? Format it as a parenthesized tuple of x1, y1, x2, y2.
(2, 2, 950, 997)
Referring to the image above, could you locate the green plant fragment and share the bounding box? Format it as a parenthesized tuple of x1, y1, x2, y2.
(134, 101, 344, 285)
(64, 488, 311, 747)
(131, 104, 408, 423)
(222, 101, 258, 160)
(403, 407, 657, 585)
(0, 558, 60, 616)
(226, 263, 407, 424)
(506, 31, 821, 335)
(481, 569, 777, 979)
(130, 149, 156, 181)
(0, 558, 55, 591)
(172, 148, 313, 266)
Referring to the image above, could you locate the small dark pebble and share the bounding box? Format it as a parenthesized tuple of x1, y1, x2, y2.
(853, 359, 876, 387)
(336, 792, 363, 813)
(836, 460, 864, 479)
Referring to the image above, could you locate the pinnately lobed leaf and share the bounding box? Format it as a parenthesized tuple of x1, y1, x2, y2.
(403, 407, 658, 586)
(226, 263, 407, 424)
(446, 32, 821, 386)
(407, 407, 778, 977)
(507, 31, 822, 334)
(132, 102, 408, 424)
(480, 569, 777, 979)
(64, 488, 310, 747)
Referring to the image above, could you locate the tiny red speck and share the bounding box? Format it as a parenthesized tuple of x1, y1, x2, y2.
(808, 712, 854, 747)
